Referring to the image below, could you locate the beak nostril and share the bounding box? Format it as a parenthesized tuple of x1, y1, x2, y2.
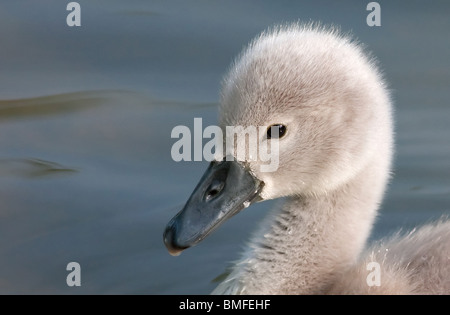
(206, 188, 221, 201)
(205, 180, 225, 201)
(208, 189, 219, 197)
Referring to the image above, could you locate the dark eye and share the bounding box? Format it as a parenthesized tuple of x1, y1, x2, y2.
(267, 124, 287, 139)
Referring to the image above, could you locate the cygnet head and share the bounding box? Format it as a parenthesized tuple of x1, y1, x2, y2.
(164, 24, 392, 255)
(220, 25, 392, 199)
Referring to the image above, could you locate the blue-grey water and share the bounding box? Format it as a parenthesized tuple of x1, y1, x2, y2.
(0, 1, 449, 294)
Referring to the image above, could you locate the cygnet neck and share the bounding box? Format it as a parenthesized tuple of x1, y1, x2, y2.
(214, 152, 391, 294)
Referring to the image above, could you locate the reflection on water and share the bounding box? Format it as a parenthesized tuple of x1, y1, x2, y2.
(0, 1, 449, 294)
(0, 91, 106, 120)
(0, 158, 77, 178)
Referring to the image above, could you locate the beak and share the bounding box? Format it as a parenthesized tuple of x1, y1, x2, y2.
(163, 159, 264, 256)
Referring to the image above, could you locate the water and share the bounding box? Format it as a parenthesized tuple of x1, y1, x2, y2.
(0, 1, 449, 294)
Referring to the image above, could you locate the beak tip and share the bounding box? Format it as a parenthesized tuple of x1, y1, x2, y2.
(163, 224, 188, 256)
(168, 249, 183, 257)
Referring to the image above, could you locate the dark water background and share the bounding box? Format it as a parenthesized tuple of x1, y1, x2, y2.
(0, 1, 449, 294)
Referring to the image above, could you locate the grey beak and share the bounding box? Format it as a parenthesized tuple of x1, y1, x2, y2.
(163, 160, 264, 256)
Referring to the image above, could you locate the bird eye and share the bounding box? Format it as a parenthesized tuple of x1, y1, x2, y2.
(267, 124, 287, 139)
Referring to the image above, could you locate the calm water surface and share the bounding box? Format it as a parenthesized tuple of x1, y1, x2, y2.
(0, 1, 449, 294)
